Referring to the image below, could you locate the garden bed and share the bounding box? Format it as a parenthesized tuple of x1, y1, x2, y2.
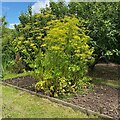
(3, 75, 120, 119)
(3, 76, 38, 91)
(66, 84, 120, 119)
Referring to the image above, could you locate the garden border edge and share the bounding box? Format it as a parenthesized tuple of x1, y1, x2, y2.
(1, 81, 114, 119)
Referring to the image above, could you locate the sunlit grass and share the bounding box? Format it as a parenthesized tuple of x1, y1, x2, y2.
(92, 78, 120, 87)
(2, 71, 34, 80)
(2, 84, 98, 118)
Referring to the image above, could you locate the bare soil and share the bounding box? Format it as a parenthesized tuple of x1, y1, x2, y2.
(3, 63, 120, 119)
(4, 76, 38, 91)
(66, 84, 120, 119)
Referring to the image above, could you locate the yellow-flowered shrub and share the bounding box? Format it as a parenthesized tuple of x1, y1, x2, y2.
(35, 16, 94, 97)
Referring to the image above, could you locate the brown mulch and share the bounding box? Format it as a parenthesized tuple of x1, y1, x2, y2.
(3, 63, 120, 119)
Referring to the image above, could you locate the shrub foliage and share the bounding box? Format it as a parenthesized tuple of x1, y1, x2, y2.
(35, 16, 93, 96)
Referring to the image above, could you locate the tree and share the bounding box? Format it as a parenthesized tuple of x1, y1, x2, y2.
(68, 2, 120, 64)
(50, 0, 69, 19)
(1, 16, 15, 70)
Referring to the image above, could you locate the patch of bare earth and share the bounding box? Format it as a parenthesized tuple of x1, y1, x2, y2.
(66, 84, 120, 119)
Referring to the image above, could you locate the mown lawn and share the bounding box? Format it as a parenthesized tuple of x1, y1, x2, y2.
(2, 85, 97, 118)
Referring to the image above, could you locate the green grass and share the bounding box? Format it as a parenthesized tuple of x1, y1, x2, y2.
(2, 71, 34, 80)
(1, 84, 98, 118)
(92, 78, 120, 87)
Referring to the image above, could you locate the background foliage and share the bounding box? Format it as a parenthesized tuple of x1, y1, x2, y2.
(50, 2, 120, 64)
